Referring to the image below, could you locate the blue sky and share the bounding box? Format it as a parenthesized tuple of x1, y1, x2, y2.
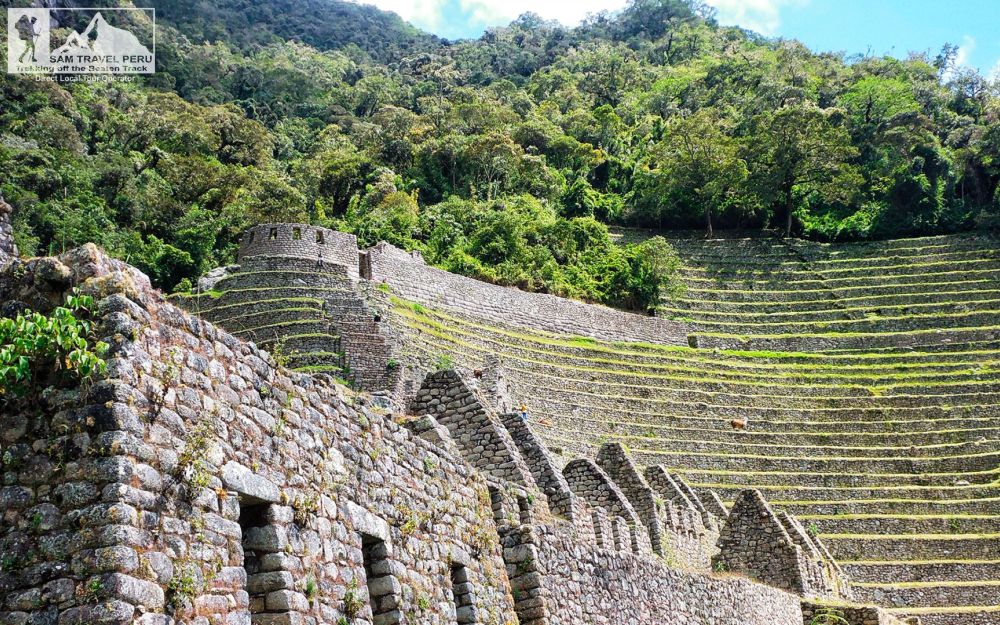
(361, 0, 1000, 75)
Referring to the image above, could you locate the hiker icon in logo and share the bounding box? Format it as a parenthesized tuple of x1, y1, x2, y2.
(14, 14, 41, 64)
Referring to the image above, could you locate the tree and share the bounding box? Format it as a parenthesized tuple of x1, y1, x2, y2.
(635, 110, 751, 234)
(747, 104, 862, 235)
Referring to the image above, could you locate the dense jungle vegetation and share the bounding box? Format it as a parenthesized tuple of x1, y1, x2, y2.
(0, 0, 998, 311)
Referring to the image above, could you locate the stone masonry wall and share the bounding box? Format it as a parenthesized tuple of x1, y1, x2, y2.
(0, 245, 516, 625)
(594, 443, 667, 558)
(238, 224, 360, 279)
(801, 603, 917, 625)
(363, 241, 689, 345)
(0, 196, 17, 267)
(562, 459, 651, 554)
(409, 370, 538, 490)
(713, 489, 833, 599)
(506, 524, 805, 625)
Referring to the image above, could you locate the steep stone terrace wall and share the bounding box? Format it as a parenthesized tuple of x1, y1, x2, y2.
(409, 370, 538, 490)
(713, 489, 837, 600)
(363, 241, 689, 344)
(238, 223, 360, 279)
(0, 246, 516, 625)
(498, 412, 577, 522)
(562, 459, 652, 554)
(801, 603, 917, 625)
(505, 524, 805, 625)
(594, 443, 666, 557)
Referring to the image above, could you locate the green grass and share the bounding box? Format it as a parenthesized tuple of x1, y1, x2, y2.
(212, 307, 325, 327)
(233, 319, 329, 335)
(800, 514, 1000, 521)
(681, 255, 1000, 278)
(292, 364, 346, 374)
(659, 297, 1000, 320)
(885, 605, 1000, 615)
(684, 277, 999, 297)
(200, 296, 325, 314)
(397, 306, 1000, 391)
(853, 579, 1000, 589)
(822, 533, 1000, 540)
(528, 407, 1000, 438)
(395, 294, 1000, 369)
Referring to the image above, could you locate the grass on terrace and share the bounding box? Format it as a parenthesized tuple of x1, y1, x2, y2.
(394, 301, 1000, 388)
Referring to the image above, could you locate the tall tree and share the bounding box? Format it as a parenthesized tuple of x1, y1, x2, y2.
(747, 104, 862, 235)
(636, 110, 751, 235)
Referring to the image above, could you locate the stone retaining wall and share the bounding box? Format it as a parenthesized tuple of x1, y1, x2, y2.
(363, 240, 689, 345)
(238, 224, 360, 279)
(513, 524, 805, 625)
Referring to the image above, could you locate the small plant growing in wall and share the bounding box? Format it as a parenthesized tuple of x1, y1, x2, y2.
(342, 577, 364, 619)
(807, 522, 820, 537)
(0, 291, 108, 397)
(386, 358, 400, 371)
(434, 354, 454, 371)
(166, 562, 202, 612)
(79, 577, 103, 604)
(304, 576, 318, 601)
(810, 607, 848, 625)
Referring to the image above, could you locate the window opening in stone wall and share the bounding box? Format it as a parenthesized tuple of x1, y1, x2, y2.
(362, 533, 400, 624)
(293, 227, 301, 240)
(450, 564, 477, 624)
(269, 227, 278, 240)
(488, 486, 504, 525)
(239, 502, 270, 616)
(316, 230, 325, 244)
(248, 231, 255, 244)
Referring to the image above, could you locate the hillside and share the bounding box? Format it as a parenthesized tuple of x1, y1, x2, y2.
(378, 230, 1000, 624)
(145, 0, 440, 62)
(1, 0, 999, 311)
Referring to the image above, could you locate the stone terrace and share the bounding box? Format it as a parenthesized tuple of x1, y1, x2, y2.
(381, 232, 1000, 625)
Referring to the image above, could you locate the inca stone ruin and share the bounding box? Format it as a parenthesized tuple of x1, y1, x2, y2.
(3, 219, 999, 625)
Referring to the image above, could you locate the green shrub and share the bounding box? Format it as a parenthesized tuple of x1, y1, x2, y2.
(433, 354, 454, 371)
(0, 291, 108, 397)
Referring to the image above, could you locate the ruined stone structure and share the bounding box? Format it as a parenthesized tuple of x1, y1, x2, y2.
(5, 221, 993, 624)
(0, 197, 17, 269)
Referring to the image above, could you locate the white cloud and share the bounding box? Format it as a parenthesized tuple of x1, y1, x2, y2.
(458, 0, 629, 26)
(703, 0, 806, 35)
(363, 0, 448, 29)
(941, 35, 975, 80)
(361, 0, 630, 33)
(954, 34, 976, 67)
(360, 0, 806, 37)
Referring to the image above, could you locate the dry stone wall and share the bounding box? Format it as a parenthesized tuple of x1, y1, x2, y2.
(363, 241, 689, 345)
(0, 246, 516, 625)
(521, 524, 805, 625)
(713, 489, 847, 601)
(239, 224, 360, 279)
(408, 370, 538, 490)
(0, 196, 17, 267)
(0, 233, 924, 625)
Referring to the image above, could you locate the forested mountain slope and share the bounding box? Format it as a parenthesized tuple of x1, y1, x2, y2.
(0, 0, 998, 310)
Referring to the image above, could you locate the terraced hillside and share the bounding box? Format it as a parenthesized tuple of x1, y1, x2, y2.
(663, 233, 1000, 351)
(173, 255, 349, 375)
(388, 232, 1000, 624)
